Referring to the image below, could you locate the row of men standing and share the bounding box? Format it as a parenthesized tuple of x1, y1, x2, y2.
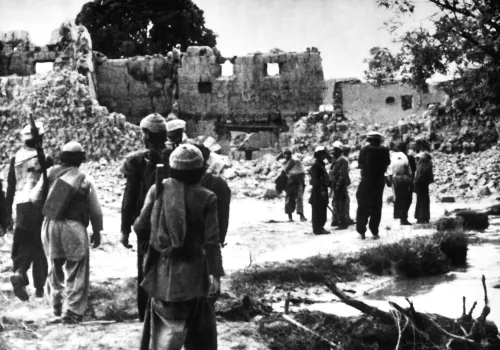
(3, 113, 231, 349)
(281, 131, 434, 238)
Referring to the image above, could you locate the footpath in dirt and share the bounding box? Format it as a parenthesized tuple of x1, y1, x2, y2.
(0, 194, 499, 350)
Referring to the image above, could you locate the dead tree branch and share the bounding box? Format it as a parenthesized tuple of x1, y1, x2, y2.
(324, 279, 394, 325)
(281, 314, 339, 349)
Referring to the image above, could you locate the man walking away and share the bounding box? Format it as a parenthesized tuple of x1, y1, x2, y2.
(120, 113, 168, 321)
(278, 148, 307, 222)
(330, 141, 351, 230)
(196, 144, 232, 248)
(31, 141, 102, 324)
(356, 131, 391, 239)
(7, 122, 52, 301)
(414, 140, 434, 224)
(309, 146, 330, 235)
(134, 144, 224, 350)
(389, 141, 413, 225)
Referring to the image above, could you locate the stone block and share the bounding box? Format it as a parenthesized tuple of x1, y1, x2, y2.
(439, 196, 456, 203)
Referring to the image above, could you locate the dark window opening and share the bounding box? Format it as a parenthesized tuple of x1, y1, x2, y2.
(263, 63, 279, 76)
(385, 96, 395, 104)
(401, 95, 413, 110)
(198, 82, 213, 94)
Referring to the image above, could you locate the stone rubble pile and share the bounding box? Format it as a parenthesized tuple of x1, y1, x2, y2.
(384, 104, 499, 153)
(222, 103, 500, 201)
(0, 69, 144, 170)
(290, 110, 367, 153)
(80, 160, 126, 209)
(432, 149, 500, 199)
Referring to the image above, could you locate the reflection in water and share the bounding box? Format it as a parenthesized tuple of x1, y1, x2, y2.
(308, 244, 500, 325)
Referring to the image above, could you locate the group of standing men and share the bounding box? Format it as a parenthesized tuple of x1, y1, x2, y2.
(279, 131, 434, 239)
(2, 114, 436, 349)
(119, 113, 231, 350)
(4, 121, 102, 324)
(2, 112, 231, 350)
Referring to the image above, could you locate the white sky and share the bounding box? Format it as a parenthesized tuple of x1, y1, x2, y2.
(0, 0, 439, 79)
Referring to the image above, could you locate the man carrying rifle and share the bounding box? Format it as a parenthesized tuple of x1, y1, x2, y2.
(6, 121, 53, 301)
(120, 113, 169, 321)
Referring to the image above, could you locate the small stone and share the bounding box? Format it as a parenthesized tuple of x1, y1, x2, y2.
(440, 196, 456, 203)
(478, 186, 491, 196)
(263, 188, 279, 199)
(223, 168, 237, 180)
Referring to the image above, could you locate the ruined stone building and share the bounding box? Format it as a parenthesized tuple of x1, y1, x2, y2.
(95, 46, 325, 151)
(1, 22, 448, 155)
(324, 78, 447, 125)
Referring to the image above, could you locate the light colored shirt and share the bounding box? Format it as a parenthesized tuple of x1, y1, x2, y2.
(388, 151, 412, 177)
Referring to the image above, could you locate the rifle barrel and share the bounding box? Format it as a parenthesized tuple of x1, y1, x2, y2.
(155, 164, 165, 199)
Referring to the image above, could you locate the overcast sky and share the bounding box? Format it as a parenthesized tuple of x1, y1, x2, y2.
(0, 0, 437, 79)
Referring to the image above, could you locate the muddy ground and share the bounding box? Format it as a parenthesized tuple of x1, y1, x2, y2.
(0, 191, 498, 350)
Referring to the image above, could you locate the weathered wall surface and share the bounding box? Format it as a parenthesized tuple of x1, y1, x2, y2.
(178, 47, 324, 120)
(0, 30, 57, 76)
(95, 46, 325, 145)
(324, 80, 447, 125)
(95, 56, 173, 124)
(0, 23, 93, 77)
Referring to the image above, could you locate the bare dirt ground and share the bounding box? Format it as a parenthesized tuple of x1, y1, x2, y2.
(0, 191, 497, 350)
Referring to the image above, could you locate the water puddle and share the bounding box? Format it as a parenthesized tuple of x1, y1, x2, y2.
(306, 243, 500, 324)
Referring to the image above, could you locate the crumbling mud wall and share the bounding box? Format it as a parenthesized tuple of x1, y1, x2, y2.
(0, 23, 94, 76)
(324, 79, 447, 125)
(178, 47, 324, 118)
(95, 56, 174, 125)
(0, 22, 97, 98)
(95, 47, 325, 138)
(0, 30, 57, 76)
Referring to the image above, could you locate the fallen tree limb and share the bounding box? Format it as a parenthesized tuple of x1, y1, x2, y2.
(324, 279, 394, 325)
(389, 301, 476, 345)
(281, 314, 338, 349)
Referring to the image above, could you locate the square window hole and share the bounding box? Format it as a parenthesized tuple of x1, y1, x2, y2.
(198, 82, 213, 94)
(401, 95, 413, 110)
(263, 63, 279, 76)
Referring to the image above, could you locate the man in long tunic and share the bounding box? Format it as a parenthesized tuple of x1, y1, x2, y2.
(309, 146, 330, 235)
(7, 123, 52, 301)
(134, 144, 224, 349)
(278, 148, 307, 222)
(330, 141, 351, 230)
(120, 113, 169, 321)
(388, 141, 413, 225)
(356, 131, 391, 239)
(195, 144, 231, 248)
(414, 141, 434, 224)
(31, 141, 102, 323)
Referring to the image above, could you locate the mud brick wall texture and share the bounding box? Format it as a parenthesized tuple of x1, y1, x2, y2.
(323, 80, 447, 125)
(95, 47, 325, 129)
(95, 56, 174, 126)
(0, 31, 57, 76)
